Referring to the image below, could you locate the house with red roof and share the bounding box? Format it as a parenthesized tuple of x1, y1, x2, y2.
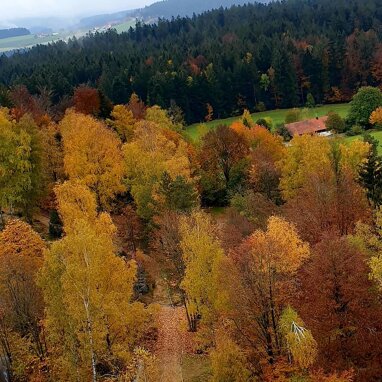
(285, 116, 331, 137)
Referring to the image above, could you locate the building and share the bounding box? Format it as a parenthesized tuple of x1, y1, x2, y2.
(285, 116, 331, 137)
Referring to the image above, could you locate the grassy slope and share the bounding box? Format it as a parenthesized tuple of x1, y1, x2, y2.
(345, 130, 382, 154)
(185, 103, 350, 141)
(0, 33, 66, 52)
(0, 19, 136, 52)
(114, 19, 136, 33)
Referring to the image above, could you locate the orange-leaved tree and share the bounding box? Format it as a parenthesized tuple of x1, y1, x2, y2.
(0, 220, 47, 380)
(370, 106, 382, 127)
(220, 216, 310, 370)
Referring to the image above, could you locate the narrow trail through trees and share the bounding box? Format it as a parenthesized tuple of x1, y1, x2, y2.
(155, 306, 186, 382)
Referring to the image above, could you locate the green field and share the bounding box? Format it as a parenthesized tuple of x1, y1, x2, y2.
(185, 103, 350, 141)
(0, 19, 136, 53)
(0, 33, 66, 52)
(114, 19, 136, 33)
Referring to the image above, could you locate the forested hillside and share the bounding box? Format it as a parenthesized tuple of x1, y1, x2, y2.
(3, 1, 382, 381)
(0, 0, 381, 123)
(2, 83, 382, 380)
(0, 28, 30, 39)
(137, 0, 268, 18)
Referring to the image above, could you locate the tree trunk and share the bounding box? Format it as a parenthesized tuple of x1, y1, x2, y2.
(83, 300, 97, 382)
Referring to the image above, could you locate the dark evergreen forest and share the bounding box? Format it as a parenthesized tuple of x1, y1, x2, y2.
(0, 0, 381, 123)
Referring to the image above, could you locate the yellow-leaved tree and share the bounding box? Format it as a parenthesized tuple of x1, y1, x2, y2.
(280, 136, 370, 242)
(179, 210, 224, 334)
(0, 109, 45, 222)
(123, 120, 194, 221)
(280, 136, 369, 201)
(60, 110, 125, 210)
(210, 333, 252, 382)
(279, 306, 318, 370)
(106, 104, 136, 143)
(279, 135, 332, 200)
(39, 181, 152, 381)
(362, 208, 382, 290)
(145, 105, 182, 132)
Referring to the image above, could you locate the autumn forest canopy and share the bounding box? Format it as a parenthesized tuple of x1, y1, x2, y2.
(2, 0, 382, 381)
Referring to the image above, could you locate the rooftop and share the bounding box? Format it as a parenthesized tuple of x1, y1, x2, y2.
(285, 116, 328, 137)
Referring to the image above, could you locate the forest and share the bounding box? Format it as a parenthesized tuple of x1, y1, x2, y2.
(1, 80, 382, 381)
(2, 0, 382, 381)
(0, 0, 381, 123)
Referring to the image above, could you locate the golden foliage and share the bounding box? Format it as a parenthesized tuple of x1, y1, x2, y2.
(40, 183, 152, 381)
(0, 220, 46, 379)
(60, 110, 125, 209)
(210, 334, 252, 382)
(123, 121, 193, 220)
(279, 135, 332, 200)
(370, 106, 382, 126)
(180, 210, 225, 333)
(280, 135, 369, 201)
(107, 104, 136, 142)
(279, 306, 318, 369)
(250, 216, 310, 275)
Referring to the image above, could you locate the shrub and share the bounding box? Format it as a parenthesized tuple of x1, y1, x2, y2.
(285, 108, 302, 124)
(256, 117, 273, 130)
(346, 125, 364, 136)
(210, 335, 252, 382)
(325, 112, 346, 133)
(276, 124, 292, 141)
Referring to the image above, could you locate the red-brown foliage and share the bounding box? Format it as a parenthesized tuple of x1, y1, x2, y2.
(298, 236, 382, 381)
(73, 85, 100, 116)
(284, 169, 370, 244)
(9, 85, 44, 122)
(127, 92, 146, 120)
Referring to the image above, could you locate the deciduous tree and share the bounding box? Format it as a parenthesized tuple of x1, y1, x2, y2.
(347, 86, 382, 128)
(60, 110, 125, 210)
(106, 104, 135, 142)
(299, 236, 382, 380)
(0, 220, 46, 379)
(73, 85, 100, 116)
(180, 210, 225, 333)
(220, 217, 310, 367)
(123, 121, 193, 221)
(0, 110, 45, 222)
(199, 125, 250, 204)
(370, 106, 382, 127)
(40, 182, 152, 381)
(283, 138, 370, 242)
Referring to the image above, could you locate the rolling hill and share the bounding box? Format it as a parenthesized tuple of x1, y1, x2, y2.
(136, 0, 270, 19)
(0, 28, 30, 39)
(78, 0, 270, 29)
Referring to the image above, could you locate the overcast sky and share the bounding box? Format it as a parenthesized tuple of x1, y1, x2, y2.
(1, 0, 154, 22)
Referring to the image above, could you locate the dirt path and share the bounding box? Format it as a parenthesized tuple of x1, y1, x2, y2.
(155, 306, 186, 382)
